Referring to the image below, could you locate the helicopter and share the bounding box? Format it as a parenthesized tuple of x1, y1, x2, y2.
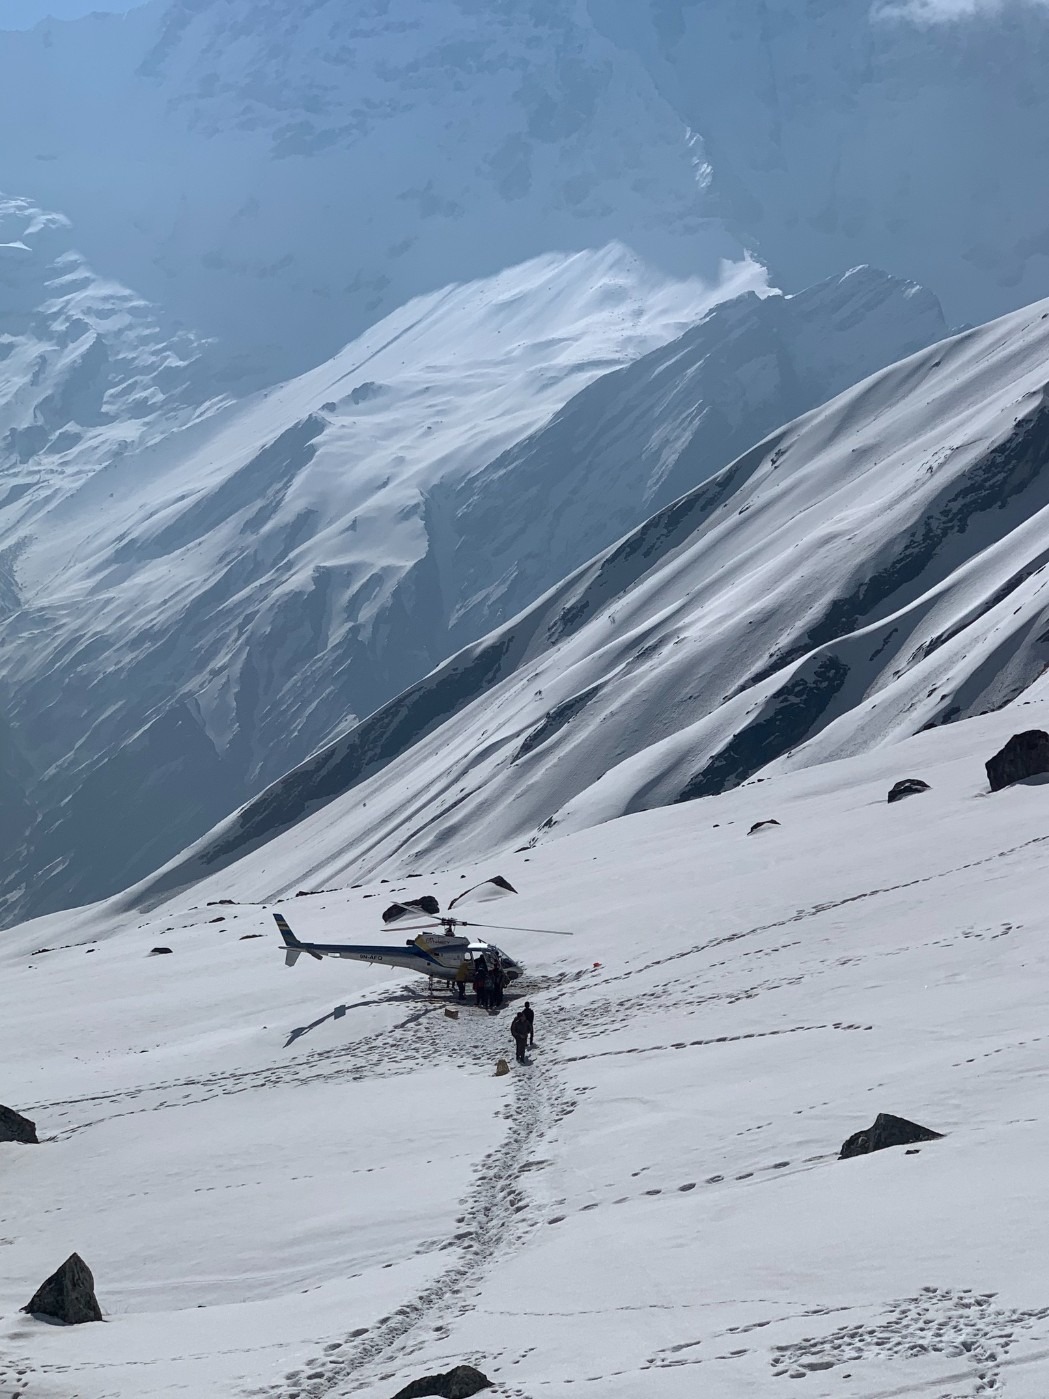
(273, 879, 571, 990)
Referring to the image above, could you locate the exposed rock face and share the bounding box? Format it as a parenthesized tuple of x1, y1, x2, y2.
(887, 779, 930, 803)
(986, 731, 1049, 792)
(747, 819, 780, 835)
(0, 1104, 38, 1144)
(840, 1113, 944, 1160)
(22, 1253, 103, 1324)
(391, 1365, 492, 1399)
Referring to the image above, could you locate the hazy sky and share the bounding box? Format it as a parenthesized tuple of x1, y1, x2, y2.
(1, 0, 146, 27)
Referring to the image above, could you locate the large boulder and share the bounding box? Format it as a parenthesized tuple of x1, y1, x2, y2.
(839, 1113, 943, 1160)
(22, 1253, 103, 1324)
(392, 1365, 492, 1399)
(887, 778, 930, 804)
(0, 1104, 38, 1144)
(986, 731, 1049, 792)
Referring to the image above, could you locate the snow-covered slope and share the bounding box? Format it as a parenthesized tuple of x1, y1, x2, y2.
(137, 293, 1049, 901)
(592, 0, 1049, 327)
(4, 699, 1049, 1397)
(0, 0, 745, 380)
(0, 243, 950, 926)
(0, 245, 767, 923)
(443, 265, 944, 646)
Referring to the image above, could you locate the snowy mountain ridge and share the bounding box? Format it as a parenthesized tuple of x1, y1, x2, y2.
(0, 193, 222, 513)
(130, 292, 1049, 906)
(0, 241, 953, 927)
(0, 241, 777, 923)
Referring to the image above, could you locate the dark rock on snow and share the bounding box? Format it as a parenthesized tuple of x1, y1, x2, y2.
(840, 1112, 944, 1160)
(382, 895, 441, 924)
(23, 1253, 103, 1324)
(391, 1365, 492, 1399)
(0, 1104, 38, 1144)
(148, 946, 173, 955)
(986, 731, 1049, 791)
(887, 778, 930, 803)
(747, 819, 780, 835)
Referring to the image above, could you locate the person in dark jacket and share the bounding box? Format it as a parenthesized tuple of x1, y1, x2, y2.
(490, 961, 506, 1009)
(473, 955, 489, 1010)
(510, 1010, 530, 1062)
(522, 1000, 535, 1047)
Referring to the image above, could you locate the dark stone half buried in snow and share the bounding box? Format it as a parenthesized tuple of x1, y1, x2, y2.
(382, 895, 441, 924)
(887, 778, 930, 803)
(839, 1112, 944, 1160)
(0, 1104, 38, 1144)
(747, 819, 780, 835)
(985, 731, 1049, 792)
(22, 1252, 103, 1324)
(148, 946, 173, 956)
(391, 1365, 492, 1399)
(448, 875, 518, 909)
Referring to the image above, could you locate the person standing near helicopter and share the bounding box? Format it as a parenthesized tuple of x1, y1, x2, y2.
(473, 954, 489, 1009)
(490, 955, 506, 1009)
(454, 957, 471, 1001)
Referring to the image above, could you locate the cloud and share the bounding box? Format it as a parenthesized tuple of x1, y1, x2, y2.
(873, 0, 1049, 21)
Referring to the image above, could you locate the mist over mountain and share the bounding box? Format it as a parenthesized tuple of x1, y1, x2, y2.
(0, 0, 743, 381)
(591, 0, 1049, 328)
(1, 0, 1047, 381)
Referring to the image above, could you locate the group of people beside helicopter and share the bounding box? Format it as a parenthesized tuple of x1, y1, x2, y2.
(455, 951, 507, 1009)
(452, 951, 536, 1062)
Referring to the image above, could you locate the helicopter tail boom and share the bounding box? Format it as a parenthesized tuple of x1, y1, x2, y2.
(274, 913, 323, 966)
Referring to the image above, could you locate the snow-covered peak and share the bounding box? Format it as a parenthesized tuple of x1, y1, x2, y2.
(0, 193, 222, 532)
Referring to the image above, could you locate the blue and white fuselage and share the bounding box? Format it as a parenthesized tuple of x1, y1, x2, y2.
(274, 913, 523, 981)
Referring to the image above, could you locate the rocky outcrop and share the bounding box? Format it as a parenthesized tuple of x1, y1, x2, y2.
(747, 819, 780, 835)
(887, 779, 930, 803)
(391, 1365, 492, 1399)
(0, 1105, 37, 1144)
(839, 1113, 944, 1160)
(986, 731, 1049, 792)
(22, 1253, 103, 1324)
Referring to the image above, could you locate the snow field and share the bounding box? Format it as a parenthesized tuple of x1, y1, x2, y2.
(4, 695, 1049, 1395)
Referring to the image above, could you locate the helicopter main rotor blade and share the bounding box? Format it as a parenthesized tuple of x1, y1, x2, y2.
(453, 919, 575, 936)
